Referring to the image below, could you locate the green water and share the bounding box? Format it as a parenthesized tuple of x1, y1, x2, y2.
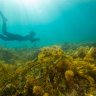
(0, 0, 96, 48)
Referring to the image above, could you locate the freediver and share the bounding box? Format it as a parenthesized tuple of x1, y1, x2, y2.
(0, 11, 40, 42)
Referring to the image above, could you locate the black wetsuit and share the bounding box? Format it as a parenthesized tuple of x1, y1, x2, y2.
(0, 12, 40, 42)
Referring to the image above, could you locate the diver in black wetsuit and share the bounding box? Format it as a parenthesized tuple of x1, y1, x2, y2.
(0, 11, 40, 42)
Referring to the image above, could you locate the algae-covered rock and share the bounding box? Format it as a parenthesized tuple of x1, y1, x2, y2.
(0, 45, 96, 96)
(65, 70, 74, 81)
(33, 86, 44, 95)
(24, 76, 36, 96)
(74, 47, 88, 59)
(1, 84, 16, 96)
(43, 93, 50, 96)
(84, 47, 96, 60)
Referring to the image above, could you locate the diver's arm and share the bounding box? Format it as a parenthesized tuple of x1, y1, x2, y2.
(30, 38, 40, 42)
(0, 34, 10, 41)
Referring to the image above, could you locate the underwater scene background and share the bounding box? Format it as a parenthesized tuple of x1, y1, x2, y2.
(0, 0, 96, 47)
(0, 0, 96, 96)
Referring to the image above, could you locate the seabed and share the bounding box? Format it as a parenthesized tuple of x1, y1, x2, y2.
(0, 41, 96, 96)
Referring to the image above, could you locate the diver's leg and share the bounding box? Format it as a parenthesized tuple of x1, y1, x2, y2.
(2, 21, 7, 35)
(0, 11, 7, 21)
(0, 11, 8, 35)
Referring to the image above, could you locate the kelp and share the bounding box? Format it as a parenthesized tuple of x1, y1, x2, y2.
(0, 43, 96, 96)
